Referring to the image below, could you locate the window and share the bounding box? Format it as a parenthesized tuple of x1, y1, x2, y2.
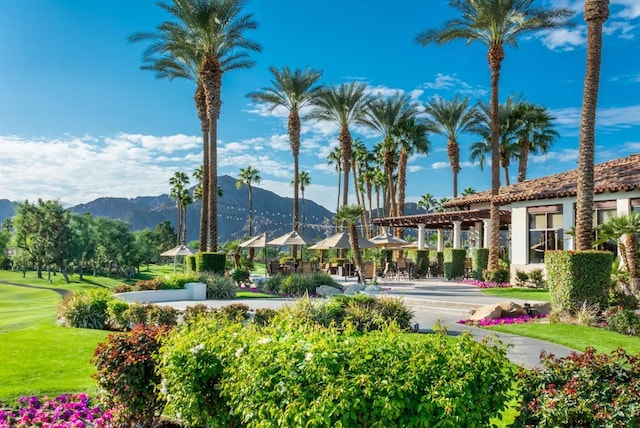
(593, 205, 617, 255)
(528, 206, 563, 264)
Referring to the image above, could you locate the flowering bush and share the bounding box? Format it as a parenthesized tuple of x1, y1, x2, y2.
(457, 314, 548, 327)
(514, 347, 640, 427)
(0, 393, 112, 427)
(459, 279, 512, 288)
(602, 305, 640, 336)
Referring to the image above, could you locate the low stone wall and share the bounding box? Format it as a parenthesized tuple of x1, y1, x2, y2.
(115, 282, 207, 303)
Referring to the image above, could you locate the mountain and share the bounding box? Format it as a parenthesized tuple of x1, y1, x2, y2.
(69, 175, 336, 243)
(0, 178, 427, 242)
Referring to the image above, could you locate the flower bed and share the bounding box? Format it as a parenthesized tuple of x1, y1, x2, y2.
(0, 393, 112, 428)
(457, 313, 548, 327)
(459, 279, 512, 288)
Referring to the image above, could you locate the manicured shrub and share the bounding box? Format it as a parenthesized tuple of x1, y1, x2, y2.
(0, 393, 112, 427)
(412, 249, 430, 277)
(183, 303, 212, 324)
(113, 283, 133, 293)
(184, 254, 196, 273)
(470, 248, 489, 280)
(602, 306, 640, 336)
(253, 308, 277, 326)
(483, 268, 510, 284)
(219, 323, 514, 427)
(528, 268, 546, 288)
(261, 274, 284, 293)
(215, 303, 250, 323)
(158, 272, 200, 290)
(230, 268, 251, 286)
(309, 272, 340, 288)
(57, 288, 112, 329)
(93, 324, 172, 428)
(515, 347, 640, 427)
(146, 305, 179, 326)
(429, 250, 444, 276)
(134, 278, 161, 291)
(123, 303, 151, 326)
(545, 250, 613, 312)
(107, 299, 130, 330)
(280, 273, 315, 296)
(443, 248, 466, 280)
(195, 252, 225, 274)
(202, 274, 237, 299)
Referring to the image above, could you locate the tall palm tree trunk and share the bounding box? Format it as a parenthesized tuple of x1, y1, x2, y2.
(576, 0, 609, 250)
(340, 129, 352, 208)
(517, 138, 530, 182)
(289, 112, 301, 258)
(336, 167, 342, 217)
(396, 151, 408, 237)
(488, 46, 505, 270)
(202, 55, 222, 252)
(196, 85, 209, 252)
(447, 138, 460, 198)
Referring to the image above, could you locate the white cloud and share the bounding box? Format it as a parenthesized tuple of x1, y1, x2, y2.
(550, 104, 640, 130)
(431, 161, 449, 170)
(540, 27, 586, 50)
(624, 141, 640, 150)
(604, 20, 637, 39)
(532, 149, 579, 163)
(612, 0, 640, 20)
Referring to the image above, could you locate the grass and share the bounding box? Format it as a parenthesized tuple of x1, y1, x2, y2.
(481, 287, 551, 302)
(488, 322, 640, 355)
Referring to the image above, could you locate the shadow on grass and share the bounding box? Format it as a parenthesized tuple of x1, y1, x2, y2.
(0, 281, 69, 297)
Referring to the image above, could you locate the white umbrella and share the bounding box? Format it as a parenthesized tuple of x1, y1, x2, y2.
(160, 244, 195, 273)
(267, 230, 312, 246)
(308, 231, 375, 250)
(239, 233, 268, 276)
(370, 232, 409, 248)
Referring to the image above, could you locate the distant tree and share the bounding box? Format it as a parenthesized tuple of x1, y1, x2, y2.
(417, 193, 437, 213)
(69, 213, 97, 279)
(155, 221, 177, 253)
(297, 171, 311, 232)
(336, 204, 366, 284)
(94, 217, 135, 277)
(417, 0, 573, 270)
(514, 102, 558, 182)
(12, 199, 72, 282)
(576, 0, 610, 250)
(422, 95, 479, 197)
(326, 146, 342, 214)
(236, 165, 261, 261)
(596, 212, 640, 296)
(133, 229, 161, 272)
(435, 197, 451, 213)
(248, 66, 322, 236)
(461, 187, 477, 196)
(169, 171, 190, 245)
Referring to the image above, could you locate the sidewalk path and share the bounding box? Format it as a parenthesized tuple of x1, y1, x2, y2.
(159, 276, 577, 369)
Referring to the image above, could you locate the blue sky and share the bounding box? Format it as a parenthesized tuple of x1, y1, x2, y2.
(1, 0, 639, 212)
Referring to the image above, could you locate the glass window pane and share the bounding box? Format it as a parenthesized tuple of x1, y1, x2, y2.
(549, 213, 563, 229)
(529, 214, 545, 229)
(529, 231, 545, 263)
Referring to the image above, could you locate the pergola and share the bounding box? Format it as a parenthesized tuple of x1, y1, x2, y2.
(372, 209, 511, 250)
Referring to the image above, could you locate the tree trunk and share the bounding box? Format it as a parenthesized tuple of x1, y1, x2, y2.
(447, 138, 460, 198)
(340, 127, 352, 208)
(517, 138, 530, 182)
(396, 150, 408, 238)
(249, 186, 254, 262)
(488, 45, 505, 271)
(503, 165, 510, 186)
(289, 111, 301, 259)
(350, 223, 365, 284)
(196, 83, 209, 252)
(576, 0, 609, 250)
(624, 233, 639, 294)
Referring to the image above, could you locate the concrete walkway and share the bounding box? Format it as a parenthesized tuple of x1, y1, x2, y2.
(159, 276, 577, 369)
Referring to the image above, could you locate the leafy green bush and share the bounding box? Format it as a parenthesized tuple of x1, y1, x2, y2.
(483, 268, 510, 284)
(215, 303, 250, 323)
(261, 274, 284, 293)
(429, 250, 444, 276)
(607, 289, 639, 310)
(202, 274, 237, 299)
(230, 268, 250, 286)
(545, 250, 613, 312)
(443, 248, 466, 279)
(196, 252, 225, 274)
(253, 308, 277, 326)
(184, 255, 196, 273)
(107, 299, 130, 330)
(603, 306, 640, 336)
(309, 272, 340, 288)
(134, 279, 161, 291)
(280, 273, 315, 296)
(470, 248, 489, 280)
(514, 269, 529, 287)
(412, 249, 430, 277)
(183, 303, 212, 324)
(146, 305, 179, 326)
(515, 347, 640, 427)
(158, 272, 201, 290)
(57, 289, 113, 329)
(113, 283, 133, 293)
(528, 268, 546, 288)
(93, 324, 172, 428)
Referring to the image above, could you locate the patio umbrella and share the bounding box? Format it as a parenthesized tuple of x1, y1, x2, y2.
(401, 241, 436, 250)
(370, 232, 409, 248)
(267, 230, 312, 246)
(239, 233, 268, 276)
(308, 231, 375, 250)
(160, 244, 195, 273)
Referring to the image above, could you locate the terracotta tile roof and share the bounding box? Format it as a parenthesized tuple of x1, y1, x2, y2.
(373, 209, 512, 229)
(444, 153, 640, 208)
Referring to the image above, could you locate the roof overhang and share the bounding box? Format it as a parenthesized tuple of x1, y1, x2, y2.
(373, 209, 511, 230)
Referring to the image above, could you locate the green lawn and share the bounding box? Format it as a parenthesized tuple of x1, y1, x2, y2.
(481, 287, 551, 302)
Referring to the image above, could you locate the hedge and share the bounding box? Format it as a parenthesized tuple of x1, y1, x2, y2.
(470, 248, 489, 280)
(545, 250, 613, 312)
(184, 255, 197, 273)
(195, 252, 225, 274)
(443, 248, 466, 280)
(429, 250, 444, 276)
(412, 249, 430, 277)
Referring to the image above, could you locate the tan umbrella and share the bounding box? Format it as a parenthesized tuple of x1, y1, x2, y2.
(267, 230, 312, 246)
(370, 232, 408, 247)
(239, 233, 268, 276)
(160, 244, 196, 273)
(401, 241, 436, 250)
(309, 231, 375, 250)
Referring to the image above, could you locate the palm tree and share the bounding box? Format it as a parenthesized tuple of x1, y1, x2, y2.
(416, 0, 573, 270)
(461, 187, 477, 196)
(136, 0, 261, 252)
(236, 166, 261, 238)
(297, 171, 311, 232)
(248, 66, 322, 235)
(336, 204, 366, 284)
(596, 212, 640, 295)
(514, 103, 558, 182)
(576, 0, 610, 251)
(169, 171, 190, 244)
(435, 197, 452, 213)
(361, 93, 416, 219)
(310, 82, 370, 209)
(395, 116, 430, 221)
(326, 145, 342, 215)
(417, 193, 437, 213)
(422, 95, 479, 197)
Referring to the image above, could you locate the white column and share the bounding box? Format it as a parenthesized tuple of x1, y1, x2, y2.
(453, 221, 462, 249)
(417, 224, 425, 250)
(482, 219, 490, 248)
(437, 229, 445, 251)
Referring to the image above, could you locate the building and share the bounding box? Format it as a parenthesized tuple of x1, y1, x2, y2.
(374, 154, 640, 279)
